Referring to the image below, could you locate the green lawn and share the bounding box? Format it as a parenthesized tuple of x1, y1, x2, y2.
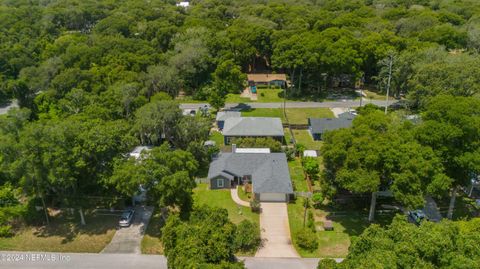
(237, 186, 253, 202)
(288, 199, 370, 258)
(242, 108, 333, 124)
(363, 89, 387, 101)
(225, 93, 252, 103)
(141, 210, 164, 255)
(193, 184, 259, 225)
(0, 213, 117, 253)
(209, 130, 224, 146)
(293, 129, 324, 150)
(289, 158, 308, 192)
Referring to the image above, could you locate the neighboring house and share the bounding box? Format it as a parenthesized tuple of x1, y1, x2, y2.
(129, 146, 153, 204)
(216, 111, 241, 130)
(176, 1, 189, 8)
(222, 117, 284, 145)
(308, 117, 354, 140)
(129, 146, 153, 160)
(247, 73, 287, 88)
(207, 149, 293, 202)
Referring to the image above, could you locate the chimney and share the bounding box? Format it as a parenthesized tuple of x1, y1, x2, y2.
(232, 144, 237, 153)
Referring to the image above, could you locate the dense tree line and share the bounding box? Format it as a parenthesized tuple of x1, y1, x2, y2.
(321, 95, 480, 216)
(318, 216, 480, 268)
(1, 0, 480, 108)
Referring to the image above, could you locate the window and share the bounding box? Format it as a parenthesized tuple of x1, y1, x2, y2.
(217, 178, 224, 188)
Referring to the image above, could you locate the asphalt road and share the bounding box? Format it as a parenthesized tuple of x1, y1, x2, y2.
(0, 252, 342, 269)
(180, 99, 393, 110)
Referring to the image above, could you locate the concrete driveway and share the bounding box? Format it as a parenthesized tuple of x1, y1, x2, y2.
(255, 203, 299, 258)
(101, 206, 153, 254)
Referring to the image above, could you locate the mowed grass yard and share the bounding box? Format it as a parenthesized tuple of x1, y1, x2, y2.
(292, 129, 324, 150)
(288, 199, 370, 258)
(0, 213, 117, 253)
(242, 108, 333, 125)
(193, 184, 259, 225)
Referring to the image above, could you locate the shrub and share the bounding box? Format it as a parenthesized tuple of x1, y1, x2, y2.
(260, 92, 265, 97)
(295, 228, 318, 251)
(283, 147, 295, 161)
(234, 220, 261, 252)
(311, 193, 324, 208)
(0, 225, 13, 237)
(317, 259, 338, 269)
(307, 210, 316, 233)
(250, 199, 261, 213)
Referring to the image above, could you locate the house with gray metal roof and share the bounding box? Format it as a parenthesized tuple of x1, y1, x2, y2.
(215, 111, 241, 130)
(222, 117, 284, 145)
(308, 116, 355, 140)
(207, 151, 293, 202)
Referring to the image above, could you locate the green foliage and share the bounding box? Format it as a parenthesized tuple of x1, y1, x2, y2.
(109, 143, 199, 214)
(311, 193, 324, 208)
(234, 220, 261, 253)
(162, 206, 242, 269)
(307, 210, 315, 233)
(335, 216, 480, 268)
(302, 157, 320, 181)
(416, 96, 480, 188)
(295, 228, 318, 251)
(232, 137, 282, 152)
(0, 225, 13, 238)
(317, 259, 338, 269)
(321, 111, 451, 209)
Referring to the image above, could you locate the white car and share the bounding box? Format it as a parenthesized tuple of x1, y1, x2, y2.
(119, 209, 135, 227)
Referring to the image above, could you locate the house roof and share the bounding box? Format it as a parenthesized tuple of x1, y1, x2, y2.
(308, 117, 354, 134)
(338, 111, 357, 119)
(303, 150, 318, 157)
(208, 153, 293, 194)
(129, 146, 153, 159)
(223, 117, 284, 137)
(247, 73, 287, 83)
(216, 111, 241, 121)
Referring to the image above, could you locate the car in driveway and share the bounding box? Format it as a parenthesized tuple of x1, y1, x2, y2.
(119, 209, 135, 227)
(407, 209, 427, 225)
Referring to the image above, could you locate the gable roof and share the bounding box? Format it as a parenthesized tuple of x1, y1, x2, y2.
(308, 117, 354, 134)
(216, 111, 241, 122)
(338, 111, 357, 119)
(247, 73, 287, 82)
(208, 153, 293, 194)
(223, 117, 284, 137)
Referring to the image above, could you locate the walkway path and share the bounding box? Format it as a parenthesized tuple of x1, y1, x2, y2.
(101, 206, 153, 254)
(255, 203, 299, 258)
(180, 100, 395, 110)
(231, 186, 250, 207)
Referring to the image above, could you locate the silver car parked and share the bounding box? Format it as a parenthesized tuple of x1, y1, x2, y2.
(119, 209, 135, 227)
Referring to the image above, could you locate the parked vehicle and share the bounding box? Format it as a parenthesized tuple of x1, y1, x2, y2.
(407, 210, 427, 225)
(119, 209, 135, 227)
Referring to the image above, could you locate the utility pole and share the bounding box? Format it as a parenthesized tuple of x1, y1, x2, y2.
(359, 74, 364, 107)
(384, 53, 394, 115)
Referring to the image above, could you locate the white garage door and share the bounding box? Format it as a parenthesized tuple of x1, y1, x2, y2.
(259, 193, 286, 202)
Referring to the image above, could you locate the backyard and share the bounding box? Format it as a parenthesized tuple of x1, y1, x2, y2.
(291, 129, 324, 150)
(0, 213, 117, 253)
(242, 108, 333, 125)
